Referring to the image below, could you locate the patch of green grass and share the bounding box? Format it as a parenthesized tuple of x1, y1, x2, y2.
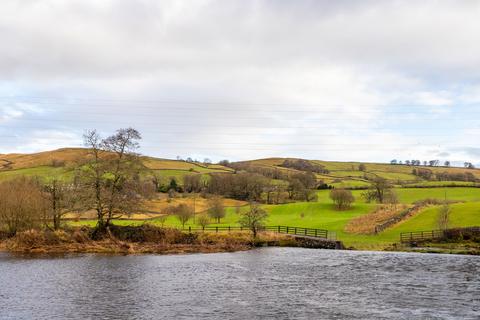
(448, 202, 480, 227)
(328, 170, 365, 177)
(395, 188, 480, 203)
(370, 171, 417, 181)
(404, 181, 477, 187)
(0, 166, 73, 182)
(71, 187, 480, 251)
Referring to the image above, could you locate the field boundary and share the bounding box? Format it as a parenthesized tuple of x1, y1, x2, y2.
(179, 225, 336, 241)
(400, 226, 480, 243)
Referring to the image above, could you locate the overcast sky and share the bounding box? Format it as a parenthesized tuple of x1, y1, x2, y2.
(1, 0, 480, 165)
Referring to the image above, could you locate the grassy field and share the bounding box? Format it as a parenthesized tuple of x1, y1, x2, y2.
(3, 148, 480, 251)
(70, 187, 480, 250)
(0, 166, 74, 181)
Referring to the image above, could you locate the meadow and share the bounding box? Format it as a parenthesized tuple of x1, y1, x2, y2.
(71, 187, 480, 249)
(2, 148, 480, 250)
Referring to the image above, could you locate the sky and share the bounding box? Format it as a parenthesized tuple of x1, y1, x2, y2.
(1, 0, 480, 165)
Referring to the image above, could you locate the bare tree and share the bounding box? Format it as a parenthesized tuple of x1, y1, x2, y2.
(384, 189, 399, 209)
(208, 196, 226, 223)
(0, 177, 48, 236)
(363, 177, 392, 204)
(183, 174, 202, 193)
(77, 128, 151, 231)
(329, 189, 355, 210)
(43, 178, 79, 230)
(438, 204, 450, 231)
(197, 214, 210, 229)
(238, 203, 268, 239)
(173, 203, 194, 228)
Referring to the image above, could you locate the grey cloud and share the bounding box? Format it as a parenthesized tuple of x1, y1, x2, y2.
(0, 1, 479, 162)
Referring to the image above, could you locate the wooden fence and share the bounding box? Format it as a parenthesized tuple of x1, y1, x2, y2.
(181, 225, 336, 240)
(400, 226, 480, 243)
(400, 230, 445, 243)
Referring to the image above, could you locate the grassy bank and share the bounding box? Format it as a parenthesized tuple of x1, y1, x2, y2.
(0, 225, 299, 255)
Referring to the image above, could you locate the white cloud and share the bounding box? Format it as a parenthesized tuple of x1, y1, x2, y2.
(0, 1, 479, 163)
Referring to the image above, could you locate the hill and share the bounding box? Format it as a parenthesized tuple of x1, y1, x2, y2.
(236, 157, 480, 189)
(1, 148, 479, 251)
(1, 149, 479, 189)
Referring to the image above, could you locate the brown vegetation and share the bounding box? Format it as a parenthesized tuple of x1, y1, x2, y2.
(1, 225, 290, 254)
(345, 204, 408, 234)
(0, 177, 48, 236)
(329, 189, 355, 210)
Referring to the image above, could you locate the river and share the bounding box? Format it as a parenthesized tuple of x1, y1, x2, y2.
(0, 248, 479, 319)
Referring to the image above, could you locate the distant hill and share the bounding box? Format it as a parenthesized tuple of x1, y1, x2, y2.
(0, 148, 479, 188)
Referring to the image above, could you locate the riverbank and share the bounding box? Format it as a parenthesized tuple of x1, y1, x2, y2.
(0, 225, 310, 255)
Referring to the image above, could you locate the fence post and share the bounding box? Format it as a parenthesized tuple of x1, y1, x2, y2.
(287, 226, 289, 234)
(315, 229, 318, 237)
(295, 227, 297, 235)
(189, 226, 191, 233)
(216, 226, 218, 233)
(305, 228, 307, 236)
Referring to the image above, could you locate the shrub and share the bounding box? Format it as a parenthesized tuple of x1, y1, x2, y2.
(330, 189, 355, 210)
(0, 177, 48, 236)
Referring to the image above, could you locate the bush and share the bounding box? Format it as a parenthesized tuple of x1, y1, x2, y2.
(0, 177, 48, 236)
(330, 189, 355, 210)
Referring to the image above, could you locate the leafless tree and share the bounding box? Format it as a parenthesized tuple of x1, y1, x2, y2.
(77, 128, 152, 231)
(0, 177, 48, 236)
(238, 203, 268, 239)
(208, 196, 226, 223)
(438, 204, 450, 231)
(172, 203, 194, 228)
(329, 189, 355, 210)
(363, 177, 393, 204)
(183, 174, 202, 193)
(157, 213, 169, 228)
(197, 214, 210, 229)
(43, 178, 79, 230)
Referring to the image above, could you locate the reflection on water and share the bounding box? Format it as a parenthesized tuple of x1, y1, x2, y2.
(0, 248, 479, 319)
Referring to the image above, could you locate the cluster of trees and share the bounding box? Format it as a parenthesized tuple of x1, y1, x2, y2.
(391, 159, 476, 169)
(207, 172, 267, 201)
(362, 177, 398, 205)
(161, 199, 267, 239)
(0, 128, 156, 236)
(225, 162, 290, 180)
(280, 159, 329, 174)
(413, 168, 478, 182)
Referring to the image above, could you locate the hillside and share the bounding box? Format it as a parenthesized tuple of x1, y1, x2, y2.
(1, 149, 479, 189)
(0, 148, 233, 184)
(237, 157, 480, 189)
(1, 148, 479, 251)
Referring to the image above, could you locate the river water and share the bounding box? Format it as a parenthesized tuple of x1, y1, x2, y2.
(0, 248, 479, 320)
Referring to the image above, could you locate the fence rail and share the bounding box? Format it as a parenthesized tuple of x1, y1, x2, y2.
(180, 225, 335, 240)
(400, 226, 480, 243)
(400, 230, 444, 243)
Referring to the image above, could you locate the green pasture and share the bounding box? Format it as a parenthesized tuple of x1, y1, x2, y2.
(69, 187, 480, 250)
(0, 166, 74, 182)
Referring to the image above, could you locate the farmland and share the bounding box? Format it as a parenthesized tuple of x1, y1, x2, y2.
(2, 148, 480, 251)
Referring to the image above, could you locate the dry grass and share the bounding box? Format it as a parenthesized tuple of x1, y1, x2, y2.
(65, 195, 248, 220)
(345, 204, 408, 234)
(1, 227, 291, 255)
(0, 148, 91, 170)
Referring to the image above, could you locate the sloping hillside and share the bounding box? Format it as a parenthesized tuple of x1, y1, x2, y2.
(236, 158, 480, 188)
(1, 149, 479, 188)
(0, 148, 233, 183)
